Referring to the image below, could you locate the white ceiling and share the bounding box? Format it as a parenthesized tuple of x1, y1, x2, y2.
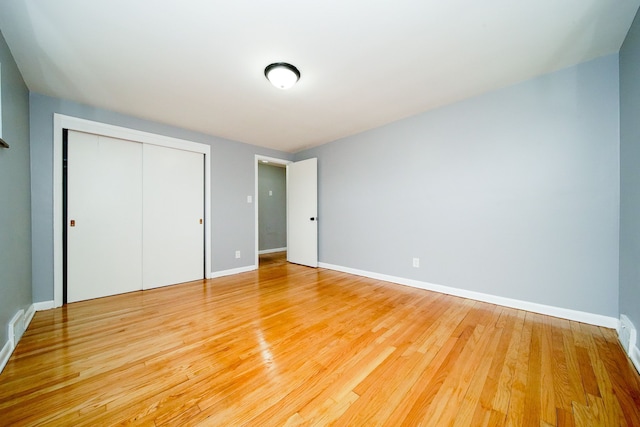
(1, 1, 638, 153)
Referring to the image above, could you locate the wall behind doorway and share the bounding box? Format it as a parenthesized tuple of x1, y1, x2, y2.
(258, 163, 286, 252)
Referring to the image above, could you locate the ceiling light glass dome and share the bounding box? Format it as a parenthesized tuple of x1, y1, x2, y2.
(264, 62, 300, 90)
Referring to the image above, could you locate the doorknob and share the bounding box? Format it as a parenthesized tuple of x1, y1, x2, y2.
(310, 217, 317, 221)
(70, 219, 76, 227)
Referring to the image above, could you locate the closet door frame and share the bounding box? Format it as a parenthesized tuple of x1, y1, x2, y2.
(53, 114, 211, 308)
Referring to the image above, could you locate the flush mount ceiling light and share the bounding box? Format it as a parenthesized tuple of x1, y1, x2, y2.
(264, 62, 300, 90)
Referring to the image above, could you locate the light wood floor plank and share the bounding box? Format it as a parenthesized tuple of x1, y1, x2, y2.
(465, 307, 515, 426)
(1, 252, 638, 426)
(505, 310, 534, 427)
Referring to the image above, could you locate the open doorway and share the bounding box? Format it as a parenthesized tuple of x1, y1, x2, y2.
(254, 155, 318, 269)
(255, 156, 291, 267)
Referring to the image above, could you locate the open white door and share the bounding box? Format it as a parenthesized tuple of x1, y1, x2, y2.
(287, 158, 318, 267)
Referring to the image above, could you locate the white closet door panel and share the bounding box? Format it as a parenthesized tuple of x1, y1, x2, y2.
(67, 131, 143, 302)
(143, 144, 204, 289)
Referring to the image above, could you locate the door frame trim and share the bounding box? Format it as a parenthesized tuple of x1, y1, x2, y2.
(53, 114, 212, 307)
(254, 155, 292, 267)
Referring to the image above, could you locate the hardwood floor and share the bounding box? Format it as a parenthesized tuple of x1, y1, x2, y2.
(1, 252, 639, 426)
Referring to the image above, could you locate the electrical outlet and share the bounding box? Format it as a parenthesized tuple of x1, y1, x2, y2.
(235, 250, 241, 259)
(412, 258, 420, 268)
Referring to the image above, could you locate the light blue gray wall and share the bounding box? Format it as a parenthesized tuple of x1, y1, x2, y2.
(258, 163, 287, 251)
(296, 55, 620, 317)
(0, 30, 32, 343)
(620, 10, 640, 332)
(29, 93, 293, 302)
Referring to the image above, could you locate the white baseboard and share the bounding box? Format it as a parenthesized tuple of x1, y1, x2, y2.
(318, 262, 618, 328)
(631, 344, 640, 374)
(618, 314, 640, 374)
(7, 310, 24, 348)
(1, 303, 37, 374)
(0, 340, 12, 374)
(258, 247, 287, 255)
(24, 304, 37, 339)
(210, 265, 257, 279)
(33, 301, 55, 311)
(25, 304, 36, 326)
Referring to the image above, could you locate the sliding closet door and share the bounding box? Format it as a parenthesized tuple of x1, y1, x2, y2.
(67, 131, 143, 302)
(142, 144, 204, 289)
